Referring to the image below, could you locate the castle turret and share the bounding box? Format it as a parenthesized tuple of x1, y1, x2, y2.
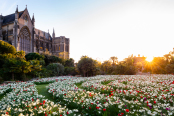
(0, 14, 3, 40)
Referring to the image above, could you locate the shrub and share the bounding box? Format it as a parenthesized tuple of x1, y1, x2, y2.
(46, 63, 64, 76)
(0, 40, 16, 54)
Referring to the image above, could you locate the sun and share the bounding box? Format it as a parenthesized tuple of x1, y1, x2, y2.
(146, 56, 153, 62)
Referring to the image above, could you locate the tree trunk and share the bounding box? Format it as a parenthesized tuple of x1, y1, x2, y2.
(12, 73, 14, 80)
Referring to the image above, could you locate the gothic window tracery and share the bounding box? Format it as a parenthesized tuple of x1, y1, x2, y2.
(19, 27, 30, 52)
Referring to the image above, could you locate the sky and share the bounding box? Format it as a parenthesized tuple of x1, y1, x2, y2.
(1, 0, 174, 63)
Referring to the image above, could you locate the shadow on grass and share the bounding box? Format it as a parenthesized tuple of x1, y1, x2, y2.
(0, 94, 5, 101)
(36, 84, 57, 103)
(0, 88, 12, 101)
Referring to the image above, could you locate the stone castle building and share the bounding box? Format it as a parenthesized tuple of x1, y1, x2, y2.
(0, 6, 70, 59)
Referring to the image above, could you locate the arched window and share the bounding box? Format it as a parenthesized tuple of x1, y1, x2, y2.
(19, 26, 31, 52)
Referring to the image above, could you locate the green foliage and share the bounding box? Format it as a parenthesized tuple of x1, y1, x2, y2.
(46, 63, 64, 76)
(42, 54, 63, 66)
(29, 60, 42, 78)
(0, 40, 16, 54)
(64, 67, 77, 76)
(34, 81, 55, 85)
(77, 56, 100, 77)
(0, 77, 4, 84)
(165, 64, 174, 74)
(64, 58, 75, 67)
(38, 67, 52, 78)
(25, 53, 45, 61)
(101, 61, 112, 74)
(101, 80, 113, 85)
(100, 54, 138, 75)
(2, 57, 32, 81)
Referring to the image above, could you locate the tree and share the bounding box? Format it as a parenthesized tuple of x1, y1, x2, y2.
(77, 56, 99, 77)
(101, 60, 112, 74)
(25, 53, 45, 61)
(64, 67, 77, 76)
(110, 56, 118, 65)
(165, 64, 174, 74)
(2, 58, 32, 80)
(0, 40, 16, 54)
(29, 60, 42, 78)
(46, 63, 64, 76)
(136, 62, 142, 71)
(42, 54, 63, 66)
(164, 53, 171, 64)
(64, 58, 74, 67)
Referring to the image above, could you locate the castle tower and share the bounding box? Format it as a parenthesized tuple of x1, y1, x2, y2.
(0, 14, 3, 40)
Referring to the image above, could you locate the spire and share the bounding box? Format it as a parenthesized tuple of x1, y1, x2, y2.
(53, 28, 55, 34)
(32, 13, 35, 21)
(15, 5, 18, 13)
(15, 5, 19, 19)
(32, 13, 35, 26)
(52, 28, 55, 39)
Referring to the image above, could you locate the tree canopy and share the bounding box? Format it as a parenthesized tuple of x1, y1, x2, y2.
(77, 56, 99, 77)
(0, 40, 16, 54)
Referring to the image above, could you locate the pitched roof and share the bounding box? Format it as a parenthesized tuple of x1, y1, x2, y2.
(2, 11, 24, 25)
(35, 28, 52, 40)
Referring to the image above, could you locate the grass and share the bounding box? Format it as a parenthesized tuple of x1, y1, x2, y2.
(75, 81, 85, 88)
(36, 84, 57, 103)
(0, 94, 5, 101)
(0, 88, 12, 101)
(101, 80, 113, 85)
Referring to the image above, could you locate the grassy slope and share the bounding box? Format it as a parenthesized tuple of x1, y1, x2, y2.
(36, 84, 56, 102)
(0, 94, 5, 101)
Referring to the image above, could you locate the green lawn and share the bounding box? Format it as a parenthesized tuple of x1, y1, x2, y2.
(0, 94, 5, 101)
(36, 84, 57, 102)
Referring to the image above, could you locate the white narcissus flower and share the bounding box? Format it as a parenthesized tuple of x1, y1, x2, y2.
(19, 113, 25, 116)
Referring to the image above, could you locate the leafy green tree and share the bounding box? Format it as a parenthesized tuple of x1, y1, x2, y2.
(0, 40, 16, 54)
(64, 67, 77, 76)
(25, 53, 45, 61)
(29, 60, 42, 78)
(77, 56, 99, 77)
(101, 60, 112, 74)
(64, 58, 74, 67)
(46, 63, 64, 76)
(115, 62, 127, 75)
(42, 54, 63, 66)
(2, 58, 32, 80)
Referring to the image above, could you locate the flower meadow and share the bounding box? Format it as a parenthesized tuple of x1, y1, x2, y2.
(0, 75, 174, 116)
